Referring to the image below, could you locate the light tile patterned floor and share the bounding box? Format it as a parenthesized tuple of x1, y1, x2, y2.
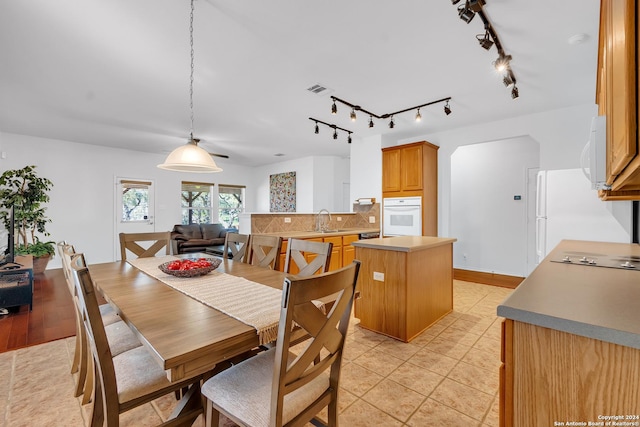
(0, 280, 512, 426)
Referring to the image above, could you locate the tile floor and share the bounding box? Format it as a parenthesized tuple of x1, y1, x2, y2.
(0, 280, 512, 427)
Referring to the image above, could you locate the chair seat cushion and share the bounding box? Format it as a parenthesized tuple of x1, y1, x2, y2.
(201, 348, 329, 427)
(105, 321, 142, 357)
(113, 346, 174, 405)
(99, 303, 121, 326)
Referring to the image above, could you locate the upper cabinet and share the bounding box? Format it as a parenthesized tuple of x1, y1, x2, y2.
(382, 141, 438, 235)
(597, 0, 640, 200)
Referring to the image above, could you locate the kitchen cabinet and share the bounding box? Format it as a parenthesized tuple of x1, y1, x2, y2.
(342, 234, 359, 266)
(596, 0, 640, 199)
(382, 141, 438, 235)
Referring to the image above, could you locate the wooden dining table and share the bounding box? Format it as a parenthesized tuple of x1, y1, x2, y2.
(89, 255, 288, 382)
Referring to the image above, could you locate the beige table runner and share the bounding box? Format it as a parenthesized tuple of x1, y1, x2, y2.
(128, 256, 282, 345)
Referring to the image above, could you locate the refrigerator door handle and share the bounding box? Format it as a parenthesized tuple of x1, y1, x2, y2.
(536, 217, 546, 263)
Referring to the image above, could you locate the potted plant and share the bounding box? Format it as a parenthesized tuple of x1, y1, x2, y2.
(0, 165, 55, 274)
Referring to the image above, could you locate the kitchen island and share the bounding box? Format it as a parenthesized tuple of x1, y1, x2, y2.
(497, 239, 640, 426)
(352, 236, 456, 342)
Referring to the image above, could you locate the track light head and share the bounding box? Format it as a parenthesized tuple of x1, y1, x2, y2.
(331, 100, 337, 115)
(347, 134, 352, 144)
(350, 107, 357, 122)
(477, 31, 494, 50)
(494, 54, 512, 72)
(389, 116, 395, 129)
(458, 3, 475, 23)
(368, 116, 374, 128)
(451, 0, 461, 4)
(503, 74, 515, 87)
(511, 86, 519, 99)
(333, 128, 338, 139)
(415, 109, 422, 122)
(468, 0, 485, 12)
(444, 101, 451, 116)
(314, 122, 319, 134)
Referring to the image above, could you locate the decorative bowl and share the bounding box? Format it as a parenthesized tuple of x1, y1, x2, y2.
(158, 257, 222, 278)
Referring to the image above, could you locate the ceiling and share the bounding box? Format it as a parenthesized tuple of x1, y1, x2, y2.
(0, 0, 601, 167)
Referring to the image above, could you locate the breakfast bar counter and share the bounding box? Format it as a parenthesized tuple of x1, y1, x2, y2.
(351, 236, 457, 342)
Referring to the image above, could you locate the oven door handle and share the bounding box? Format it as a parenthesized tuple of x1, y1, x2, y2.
(384, 206, 420, 212)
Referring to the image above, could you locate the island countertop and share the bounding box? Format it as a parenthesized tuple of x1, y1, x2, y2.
(255, 228, 379, 240)
(497, 239, 640, 349)
(351, 236, 457, 252)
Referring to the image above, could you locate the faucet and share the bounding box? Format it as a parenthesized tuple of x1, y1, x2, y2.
(315, 209, 332, 232)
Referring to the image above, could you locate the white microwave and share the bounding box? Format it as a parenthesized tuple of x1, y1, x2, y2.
(581, 115, 610, 190)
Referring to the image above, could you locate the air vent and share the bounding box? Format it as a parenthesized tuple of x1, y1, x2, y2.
(306, 84, 334, 96)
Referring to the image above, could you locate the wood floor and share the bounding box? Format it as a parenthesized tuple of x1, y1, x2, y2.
(0, 268, 76, 353)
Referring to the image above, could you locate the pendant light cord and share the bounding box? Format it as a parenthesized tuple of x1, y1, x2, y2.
(189, 0, 195, 141)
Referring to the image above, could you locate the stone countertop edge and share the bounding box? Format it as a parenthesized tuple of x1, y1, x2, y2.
(351, 236, 457, 252)
(497, 305, 640, 350)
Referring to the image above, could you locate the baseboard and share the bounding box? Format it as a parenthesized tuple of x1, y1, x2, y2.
(453, 268, 524, 289)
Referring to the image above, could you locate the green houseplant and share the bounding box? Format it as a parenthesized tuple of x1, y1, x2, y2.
(0, 165, 55, 273)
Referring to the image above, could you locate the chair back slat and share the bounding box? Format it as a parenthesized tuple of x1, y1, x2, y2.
(119, 232, 171, 261)
(270, 261, 360, 425)
(247, 235, 282, 270)
(223, 232, 250, 262)
(283, 238, 333, 277)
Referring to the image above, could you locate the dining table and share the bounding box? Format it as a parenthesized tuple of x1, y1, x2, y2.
(88, 254, 288, 382)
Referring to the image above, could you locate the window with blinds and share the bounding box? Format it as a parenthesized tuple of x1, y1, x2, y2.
(219, 184, 245, 229)
(121, 180, 151, 222)
(181, 181, 214, 225)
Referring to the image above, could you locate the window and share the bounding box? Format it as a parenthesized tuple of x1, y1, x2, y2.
(181, 181, 214, 225)
(121, 180, 151, 222)
(218, 185, 245, 229)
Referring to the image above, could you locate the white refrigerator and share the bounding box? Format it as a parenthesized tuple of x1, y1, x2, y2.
(536, 169, 631, 263)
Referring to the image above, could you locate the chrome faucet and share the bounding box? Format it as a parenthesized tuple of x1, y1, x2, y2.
(316, 209, 332, 232)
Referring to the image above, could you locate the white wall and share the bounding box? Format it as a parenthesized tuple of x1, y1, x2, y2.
(0, 132, 254, 268)
(451, 137, 539, 276)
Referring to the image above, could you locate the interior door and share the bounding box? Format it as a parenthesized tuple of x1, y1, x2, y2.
(115, 177, 156, 260)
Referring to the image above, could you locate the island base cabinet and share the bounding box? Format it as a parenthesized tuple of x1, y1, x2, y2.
(354, 243, 453, 342)
(500, 320, 640, 426)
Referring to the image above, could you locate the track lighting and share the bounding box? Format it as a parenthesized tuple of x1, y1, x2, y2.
(476, 30, 494, 50)
(451, 0, 461, 4)
(329, 95, 451, 130)
(331, 100, 337, 115)
(468, 0, 485, 12)
(444, 101, 451, 116)
(309, 117, 353, 144)
(511, 86, 519, 99)
(503, 74, 514, 87)
(458, 2, 475, 24)
(494, 54, 512, 72)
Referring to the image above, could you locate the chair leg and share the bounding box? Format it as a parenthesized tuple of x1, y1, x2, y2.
(90, 364, 104, 427)
(205, 399, 221, 427)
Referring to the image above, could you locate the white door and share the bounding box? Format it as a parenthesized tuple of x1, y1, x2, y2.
(115, 177, 156, 260)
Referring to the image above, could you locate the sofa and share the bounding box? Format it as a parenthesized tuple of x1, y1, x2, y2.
(170, 224, 237, 255)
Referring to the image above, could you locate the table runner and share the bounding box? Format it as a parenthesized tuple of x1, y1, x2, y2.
(128, 256, 282, 345)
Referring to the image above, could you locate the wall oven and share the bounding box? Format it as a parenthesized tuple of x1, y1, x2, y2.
(382, 196, 422, 236)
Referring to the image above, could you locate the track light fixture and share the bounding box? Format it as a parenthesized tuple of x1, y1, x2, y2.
(309, 117, 353, 144)
(444, 101, 451, 116)
(451, 0, 461, 4)
(350, 107, 357, 122)
(511, 86, 519, 99)
(451, 0, 520, 100)
(331, 100, 337, 115)
(329, 95, 451, 130)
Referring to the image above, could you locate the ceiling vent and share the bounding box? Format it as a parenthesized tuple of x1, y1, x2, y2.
(306, 84, 334, 96)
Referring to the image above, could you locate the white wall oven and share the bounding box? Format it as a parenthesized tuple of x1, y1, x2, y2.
(382, 196, 422, 236)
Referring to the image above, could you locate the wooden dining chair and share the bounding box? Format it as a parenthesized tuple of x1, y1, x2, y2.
(118, 231, 171, 261)
(223, 232, 250, 262)
(283, 238, 333, 277)
(70, 254, 206, 427)
(60, 244, 141, 405)
(246, 235, 282, 270)
(201, 261, 361, 427)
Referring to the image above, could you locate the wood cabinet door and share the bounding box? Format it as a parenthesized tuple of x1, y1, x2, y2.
(342, 235, 359, 266)
(382, 148, 401, 193)
(603, 0, 637, 184)
(401, 144, 423, 191)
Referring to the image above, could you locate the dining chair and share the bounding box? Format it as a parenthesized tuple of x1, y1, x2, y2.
(201, 260, 361, 427)
(118, 231, 171, 261)
(60, 243, 142, 405)
(223, 232, 250, 262)
(70, 253, 206, 427)
(283, 238, 333, 277)
(246, 235, 282, 270)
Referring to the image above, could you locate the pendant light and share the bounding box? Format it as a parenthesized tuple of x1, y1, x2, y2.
(158, 0, 222, 173)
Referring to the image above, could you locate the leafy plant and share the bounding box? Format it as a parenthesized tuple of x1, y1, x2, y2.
(0, 165, 55, 258)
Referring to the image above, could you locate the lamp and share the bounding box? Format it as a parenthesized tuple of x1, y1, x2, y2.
(511, 86, 519, 99)
(503, 74, 514, 87)
(468, 0, 485, 12)
(158, 0, 222, 173)
(350, 107, 357, 121)
(368, 115, 375, 128)
(458, 2, 475, 23)
(494, 54, 512, 72)
(444, 101, 451, 115)
(309, 117, 353, 144)
(389, 116, 395, 129)
(476, 30, 494, 50)
(415, 108, 422, 122)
